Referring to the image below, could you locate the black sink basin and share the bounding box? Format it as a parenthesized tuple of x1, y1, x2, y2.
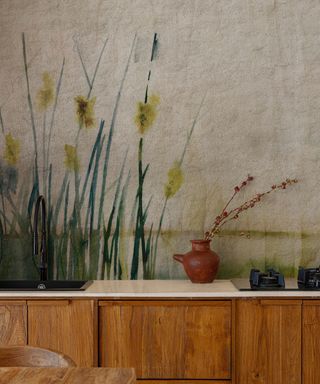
(0, 280, 93, 291)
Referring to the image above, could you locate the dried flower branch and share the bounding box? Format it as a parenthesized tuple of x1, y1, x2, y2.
(204, 176, 298, 240)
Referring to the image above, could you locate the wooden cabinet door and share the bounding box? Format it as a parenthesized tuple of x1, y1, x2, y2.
(99, 300, 231, 379)
(235, 299, 302, 384)
(138, 381, 230, 384)
(27, 299, 97, 366)
(302, 300, 320, 383)
(0, 300, 27, 345)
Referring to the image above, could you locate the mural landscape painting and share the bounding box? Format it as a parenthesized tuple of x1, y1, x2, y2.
(0, 1, 317, 280)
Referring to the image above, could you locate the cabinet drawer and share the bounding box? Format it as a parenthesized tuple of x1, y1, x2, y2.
(99, 300, 231, 379)
(0, 301, 27, 346)
(28, 299, 97, 366)
(137, 381, 230, 384)
(137, 381, 231, 384)
(235, 299, 301, 384)
(303, 301, 320, 382)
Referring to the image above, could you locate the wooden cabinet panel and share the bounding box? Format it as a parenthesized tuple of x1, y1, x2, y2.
(302, 300, 320, 383)
(28, 299, 97, 367)
(137, 381, 230, 384)
(235, 299, 301, 384)
(0, 301, 27, 346)
(99, 300, 231, 379)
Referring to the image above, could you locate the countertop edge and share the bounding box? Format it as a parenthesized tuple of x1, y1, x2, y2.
(0, 280, 319, 298)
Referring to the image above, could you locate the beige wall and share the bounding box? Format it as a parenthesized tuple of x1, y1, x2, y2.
(0, 0, 318, 279)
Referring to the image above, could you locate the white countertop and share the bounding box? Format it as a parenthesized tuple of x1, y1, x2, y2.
(1, 279, 320, 298)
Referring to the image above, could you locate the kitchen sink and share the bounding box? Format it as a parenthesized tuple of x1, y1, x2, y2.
(0, 280, 93, 291)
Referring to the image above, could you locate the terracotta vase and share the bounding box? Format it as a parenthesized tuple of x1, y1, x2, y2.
(173, 239, 220, 283)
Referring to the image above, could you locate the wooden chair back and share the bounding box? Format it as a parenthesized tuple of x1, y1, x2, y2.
(0, 346, 76, 367)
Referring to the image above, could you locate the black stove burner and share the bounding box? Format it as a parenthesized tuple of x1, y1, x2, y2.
(232, 266, 320, 291)
(250, 268, 285, 290)
(298, 266, 320, 289)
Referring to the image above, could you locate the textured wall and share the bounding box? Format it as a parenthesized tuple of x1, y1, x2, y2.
(0, 0, 318, 280)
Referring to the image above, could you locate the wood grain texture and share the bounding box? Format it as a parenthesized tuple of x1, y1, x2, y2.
(231, 299, 236, 384)
(99, 300, 231, 379)
(302, 300, 320, 383)
(137, 381, 230, 384)
(235, 299, 302, 384)
(0, 345, 75, 367)
(0, 301, 27, 346)
(27, 299, 97, 367)
(0, 367, 135, 384)
(98, 300, 231, 306)
(27, 300, 70, 306)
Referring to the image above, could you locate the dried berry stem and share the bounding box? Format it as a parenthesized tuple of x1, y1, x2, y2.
(220, 174, 253, 215)
(204, 177, 298, 240)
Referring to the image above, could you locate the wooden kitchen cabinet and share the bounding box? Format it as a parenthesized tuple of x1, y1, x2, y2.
(302, 300, 320, 383)
(0, 300, 27, 346)
(235, 299, 302, 384)
(99, 300, 231, 380)
(27, 299, 97, 367)
(138, 381, 230, 384)
(1, 292, 319, 382)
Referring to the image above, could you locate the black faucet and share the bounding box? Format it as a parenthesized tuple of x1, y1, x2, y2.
(33, 195, 48, 281)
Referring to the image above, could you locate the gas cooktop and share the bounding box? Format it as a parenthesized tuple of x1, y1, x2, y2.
(232, 267, 320, 291)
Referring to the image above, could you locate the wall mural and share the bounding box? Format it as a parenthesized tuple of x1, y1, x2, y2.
(0, 1, 317, 280)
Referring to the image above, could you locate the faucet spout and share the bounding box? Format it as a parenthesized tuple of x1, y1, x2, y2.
(33, 195, 48, 281)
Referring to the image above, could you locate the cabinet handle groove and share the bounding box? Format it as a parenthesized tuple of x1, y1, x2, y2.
(27, 300, 70, 306)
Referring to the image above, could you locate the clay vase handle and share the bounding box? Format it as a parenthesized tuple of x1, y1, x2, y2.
(173, 254, 184, 263)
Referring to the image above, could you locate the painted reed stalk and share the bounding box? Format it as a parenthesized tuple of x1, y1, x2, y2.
(65, 35, 109, 279)
(0, 109, 7, 234)
(46, 59, 65, 179)
(131, 93, 159, 279)
(148, 91, 208, 279)
(22, 33, 39, 199)
(102, 155, 130, 279)
(97, 35, 136, 279)
(131, 33, 163, 280)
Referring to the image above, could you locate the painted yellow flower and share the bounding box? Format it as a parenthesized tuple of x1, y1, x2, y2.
(64, 144, 80, 172)
(37, 72, 55, 111)
(4, 133, 20, 166)
(75, 95, 96, 129)
(134, 94, 160, 135)
(164, 161, 184, 199)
